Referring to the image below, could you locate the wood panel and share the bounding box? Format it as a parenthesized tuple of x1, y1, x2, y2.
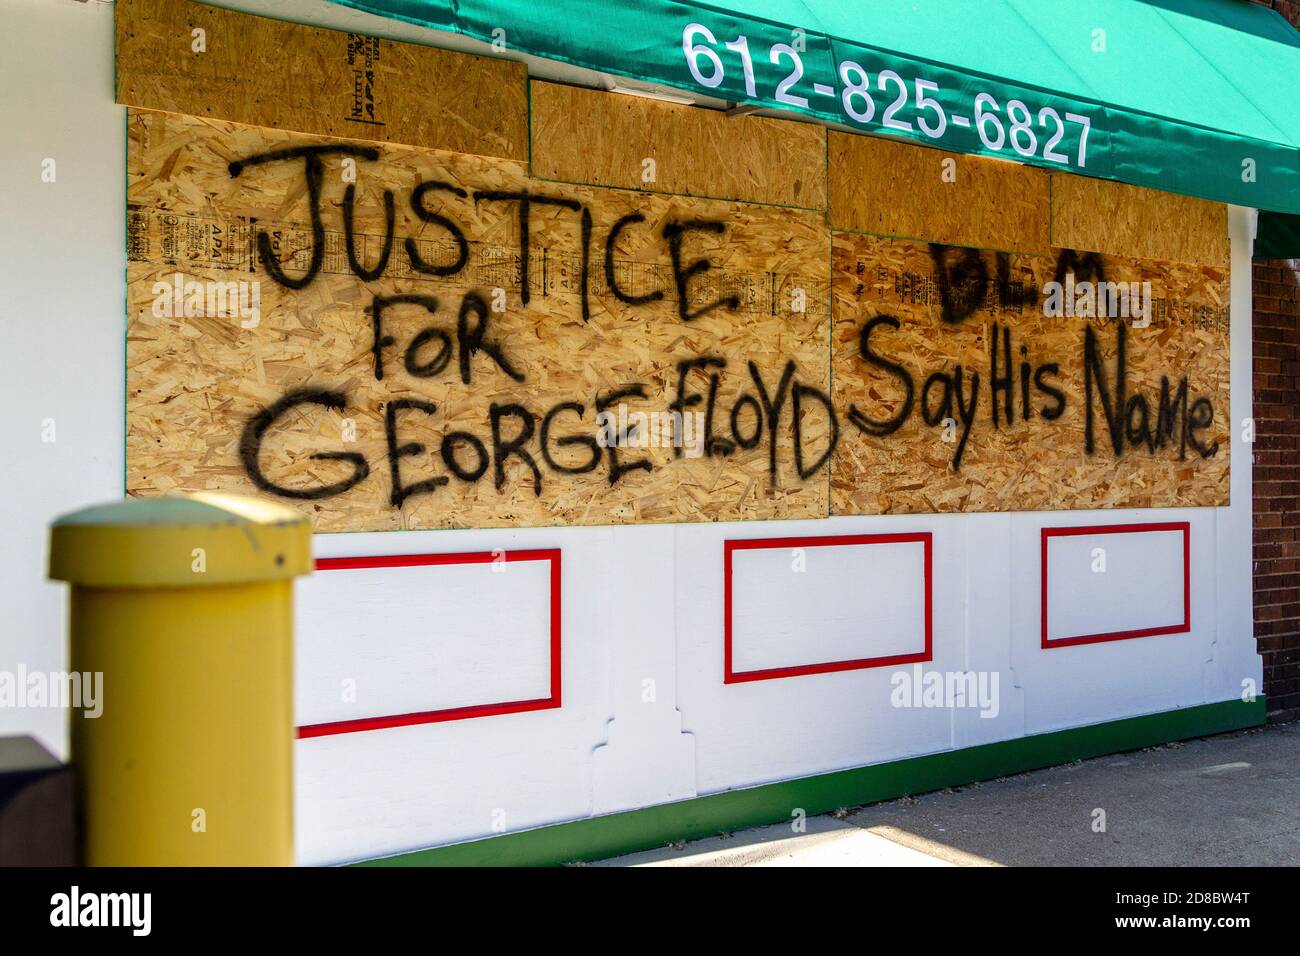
(531, 81, 826, 209)
(125, 109, 831, 531)
(116, 0, 528, 160)
(117, 0, 1236, 528)
(1051, 174, 1229, 267)
(830, 233, 1230, 514)
(829, 131, 1050, 253)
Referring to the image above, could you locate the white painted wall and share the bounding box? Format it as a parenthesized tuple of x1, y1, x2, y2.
(0, 0, 1260, 868)
(296, 556, 557, 727)
(727, 534, 930, 675)
(0, 0, 126, 757)
(1042, 526, 1188, 644)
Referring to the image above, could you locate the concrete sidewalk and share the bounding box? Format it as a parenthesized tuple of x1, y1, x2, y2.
(594, 721, 1300, 867)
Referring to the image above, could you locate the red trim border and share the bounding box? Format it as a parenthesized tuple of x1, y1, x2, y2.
(1040, 523, 1190, 649)
(724, 533, 933, 684)
(297, 549, 562, 738)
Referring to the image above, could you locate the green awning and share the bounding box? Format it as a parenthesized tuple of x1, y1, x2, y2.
(332, 0, 1300, 254)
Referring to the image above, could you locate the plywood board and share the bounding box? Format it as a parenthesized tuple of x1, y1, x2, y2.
(829, 131, 1050, 253)
(530, 81, 827, 209)
(126, 109, 831, 531)
(116, 0, 528, 160)
(830, 233, 1230, 514)
(1050, 174, 1229, 267)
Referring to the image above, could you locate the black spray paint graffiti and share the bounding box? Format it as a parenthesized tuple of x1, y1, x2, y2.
(226, 149, 1220, 508)
(226, 147, 741, 326)
(873, 244, 1219, 469)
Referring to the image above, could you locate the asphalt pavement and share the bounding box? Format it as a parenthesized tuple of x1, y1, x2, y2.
(594, 721, 1300, 866)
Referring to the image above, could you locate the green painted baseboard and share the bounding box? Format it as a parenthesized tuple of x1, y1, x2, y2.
(355, 697, 1265, 867)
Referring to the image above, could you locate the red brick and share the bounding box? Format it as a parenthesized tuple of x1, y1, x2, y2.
(1252, 200, 1300, 707)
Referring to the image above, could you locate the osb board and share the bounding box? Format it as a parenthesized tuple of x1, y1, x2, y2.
(828, 132, 1050, 253)
(830, 233, 1230, 514)
(125, 109, 831, 531)
(530, 81, 827, 209)
(1050, 174, 1229, 268)
(116, 0, 528, 161)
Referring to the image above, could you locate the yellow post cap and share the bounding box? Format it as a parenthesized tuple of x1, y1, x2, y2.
(49, 492, 313, 588)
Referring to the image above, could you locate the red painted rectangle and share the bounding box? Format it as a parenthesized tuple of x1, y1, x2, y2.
(724, 532, 933, 684)
(297, 549, 561, 738)
(1040, 523, 1190, 649)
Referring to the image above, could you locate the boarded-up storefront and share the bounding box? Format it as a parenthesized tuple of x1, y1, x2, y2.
(90, 0, 1285, 864)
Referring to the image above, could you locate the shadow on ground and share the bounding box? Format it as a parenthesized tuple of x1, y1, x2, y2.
(594, 722, 1300, 867)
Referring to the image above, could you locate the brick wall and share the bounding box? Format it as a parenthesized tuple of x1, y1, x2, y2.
(1249, 2, 1300, 721)
(1253, 261, 1300, 722)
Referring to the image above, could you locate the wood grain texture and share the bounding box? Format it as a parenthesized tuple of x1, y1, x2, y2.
(829, 132, 1050, 253)
(125, 109, 831, 531)
(1050, 174, 1229, 267)
(116, 0, 528, 160)
(530, 81, 827, 209)
(830, 233, 1230, 514)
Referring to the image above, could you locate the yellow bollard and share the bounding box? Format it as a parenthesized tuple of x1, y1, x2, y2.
(48, 492, 311, 866)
